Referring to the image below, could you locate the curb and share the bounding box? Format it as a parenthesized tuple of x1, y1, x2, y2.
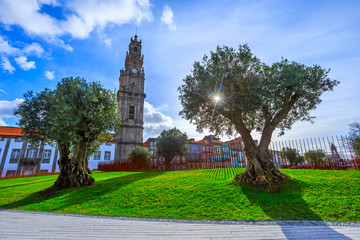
(1, 209, 359, 227)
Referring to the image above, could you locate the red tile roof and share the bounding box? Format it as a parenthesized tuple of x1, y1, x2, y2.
(0, 126, 24, 136)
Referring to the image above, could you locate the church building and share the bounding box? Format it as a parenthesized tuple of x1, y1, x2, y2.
(115, 35, 146, 160)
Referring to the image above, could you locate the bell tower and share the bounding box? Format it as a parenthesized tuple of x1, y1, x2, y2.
(115, 35, 146, 160)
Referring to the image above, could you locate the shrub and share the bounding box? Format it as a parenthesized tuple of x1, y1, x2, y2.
(304, 149, 327, 164)
(128, 146, 151, 167)
(280, 147, 304, 166)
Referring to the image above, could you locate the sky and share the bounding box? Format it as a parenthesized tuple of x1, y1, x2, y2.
(0, 0, 359, 142)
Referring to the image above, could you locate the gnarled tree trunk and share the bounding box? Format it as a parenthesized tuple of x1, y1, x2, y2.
(235, 144, 288, 187)
(234, 122, 289, 188)
(39, 141, 94, 197)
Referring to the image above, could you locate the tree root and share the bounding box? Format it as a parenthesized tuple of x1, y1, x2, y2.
(37, 164, 94, 197)
(235, 169, 289, 192)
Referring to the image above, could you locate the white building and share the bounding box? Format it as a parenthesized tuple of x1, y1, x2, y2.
(0, 126, 115, 178)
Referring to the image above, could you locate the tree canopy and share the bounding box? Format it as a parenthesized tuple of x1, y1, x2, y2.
(280, 147, 304, 166)
(178, 44, 339, 188)
(156, 128, 188, 170)
(15, 77, 121, 195)
(304, 150, 327, 164)
(348, 122, 360, 156)
(129, 146, 151, 162)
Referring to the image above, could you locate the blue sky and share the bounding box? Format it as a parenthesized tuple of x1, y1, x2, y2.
(0, 0, 359, 142)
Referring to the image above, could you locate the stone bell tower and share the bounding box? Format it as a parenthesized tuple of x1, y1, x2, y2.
(115, 35, 146, 160)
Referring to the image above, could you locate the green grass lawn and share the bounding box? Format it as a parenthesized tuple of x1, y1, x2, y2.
(0, 168, 359, 221)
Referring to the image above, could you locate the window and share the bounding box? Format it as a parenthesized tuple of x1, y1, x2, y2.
(134, 47, 137, 52)
(150, 150, 154, 155)
(42, 150, 51, 163)
(43, 150, 51, 159)
(23, 166, 35, 175)
(129, 106, 135, 119)
(104, 151, 111, 160)
(10, 149, 21, 163)
(0, 136, 4, 141)
(15, 137, 22, 142)
(94, 151, 101, 160)
(202, 146, 205, 152)
(5, 170, 16, 177)
(40, 170, 48, 174)
(105, 142, 112, 146)
(27, 149, 37, 159)
(150, 142, 153, 147)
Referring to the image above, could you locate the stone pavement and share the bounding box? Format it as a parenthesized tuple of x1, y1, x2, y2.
(0, 210, 359, 239)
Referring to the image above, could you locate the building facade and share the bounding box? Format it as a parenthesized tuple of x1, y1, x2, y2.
(0, 127, 115, 178)
(115, 35, 146, 160)
(143, 138, 157, 156)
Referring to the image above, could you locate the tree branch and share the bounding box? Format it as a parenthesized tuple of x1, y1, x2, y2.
(259, 92, 300, 149)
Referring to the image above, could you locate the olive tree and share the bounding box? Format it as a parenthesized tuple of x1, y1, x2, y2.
(280, 147, 304, 166)
(156, 128, 188, 170)
(15, 77, 121, 196)
(178, 45, 339, 188)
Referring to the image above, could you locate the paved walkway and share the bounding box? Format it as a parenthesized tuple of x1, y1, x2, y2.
(0, 210, 359, 240)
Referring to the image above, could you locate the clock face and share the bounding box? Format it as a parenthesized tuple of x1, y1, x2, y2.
(131, 68, 138, 73)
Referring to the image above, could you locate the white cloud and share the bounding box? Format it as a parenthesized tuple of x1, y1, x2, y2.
(45, 70, 55, 80)
(0, 0, 153, 48)
(0, 0, 62, 36)
(23, 42, 45, 57)
(0, 35, 20, 55)
(1, 56, 15, 73)
(38, 0, 59, 6)
(63, 0, 153, 39)
(0, 98, 24, 126)
(14, 56, 36, 70)
(98, 31, 113, 47)
(160, 5, 176, 30)
(0, 89, 7, 94)
(0, 118, 6, 126)
(143, 101, 173, 137)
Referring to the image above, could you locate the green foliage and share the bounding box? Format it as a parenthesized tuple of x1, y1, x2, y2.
(1, 169, 360, 221)
(128, 146, 151, 163)
(348, 122, 360, 156)
(178, 44, 339, 137)
(353, 138, 360, 157)
(15, 77, 121, 153)
(156, 128, 188, 162)
(304, 150, 327, 164)
(280, 147, 304, 165)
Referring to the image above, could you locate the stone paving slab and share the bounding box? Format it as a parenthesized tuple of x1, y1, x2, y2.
(0, 210, 359, 240)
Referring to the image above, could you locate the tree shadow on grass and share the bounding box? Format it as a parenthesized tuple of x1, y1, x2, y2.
(0, 172, 164, 212)
(0, 179, 55, 190)
(235, 178, 352, 239)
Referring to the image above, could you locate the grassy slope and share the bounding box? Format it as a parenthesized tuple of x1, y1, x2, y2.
(0, 169, 359, 221)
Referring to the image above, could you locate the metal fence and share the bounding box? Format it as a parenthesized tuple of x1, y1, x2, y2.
(98, 136, 360, 172)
